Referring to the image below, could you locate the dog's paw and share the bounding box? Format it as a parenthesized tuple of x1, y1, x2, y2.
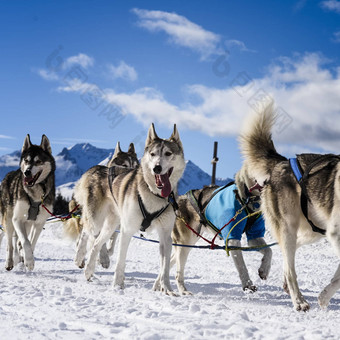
(243, 285, 257, 293)
(100, 258, 110, 269)
(165, 290, 178, 297)
(5, 264, 13, 271)
(25, 259, 34, 271)
(258, 268, 268, 280)
(113, 274, 125, 290)
(84, 266, 95, 281)
(5, 259, 14, 271)
(295, 300, 310, 312)
(76, 260, 85, 269)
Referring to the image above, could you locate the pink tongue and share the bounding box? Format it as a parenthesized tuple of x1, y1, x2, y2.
(158, 173, 172, 197)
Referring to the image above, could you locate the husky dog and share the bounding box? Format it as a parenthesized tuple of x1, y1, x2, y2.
(72, 142, 139, 268)
(75, 124, 185, 294)
(240, 104, 340, 311)
(64, 142, 138, 241)
(171, 163, 272, 295)
(0, 135, 55, 271)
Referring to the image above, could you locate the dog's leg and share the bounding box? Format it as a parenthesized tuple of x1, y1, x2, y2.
(228, 239, 257, 292)
(99, 242, 110, 269)
(248, 237, 272, 280)
(75, 230, 89, 269)
(318, 221, 340, 309)
(280, 230, 310, 311)
(12, 219, 34, 271)
(113, 225, 135, 290)
(153, 227, 175, 295)
(28, 223, 44, 252)
(84, 222, 116, 280)
(4, 220, 15, 270)
(172, 245, 193, 295)
(107, 229, 119, 257)
(318, 263, 340, 309)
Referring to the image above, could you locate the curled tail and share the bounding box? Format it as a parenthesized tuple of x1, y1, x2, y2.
(239, 104, 286, 184)
(63, 198, 83, 241)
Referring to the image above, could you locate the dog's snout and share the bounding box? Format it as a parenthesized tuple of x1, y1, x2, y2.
(24, 169, 32, 177)
(153, 165, 162, 174)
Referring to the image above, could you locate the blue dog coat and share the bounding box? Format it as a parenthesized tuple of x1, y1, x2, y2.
(204, 184, 265, 242)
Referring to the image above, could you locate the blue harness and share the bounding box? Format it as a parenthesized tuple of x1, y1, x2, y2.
(204, 184, 264, 242)
(289, 157, 326, 235)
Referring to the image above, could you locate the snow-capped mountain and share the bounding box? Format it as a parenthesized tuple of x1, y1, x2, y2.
(0, 143, 230, 198)
(0, 150, 21, 181)
(54, 143, 114, 186)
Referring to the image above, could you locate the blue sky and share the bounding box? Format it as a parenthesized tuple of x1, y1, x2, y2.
(1, 0, 340, 179)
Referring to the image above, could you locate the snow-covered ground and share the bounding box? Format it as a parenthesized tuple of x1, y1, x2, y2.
(0, 222, 339, 340)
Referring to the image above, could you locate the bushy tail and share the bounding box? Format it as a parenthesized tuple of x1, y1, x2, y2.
(239, 104, 286, 184)
(63, 197, 82, 241)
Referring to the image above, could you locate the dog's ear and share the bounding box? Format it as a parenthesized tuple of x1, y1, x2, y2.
(22, 134, 32, 153)
(169, 124, 183, 150)
(40, 135, 52, 154)
(128, 142, 136, 155)
(145, 123, 159, 148)
(113, 141, 122, 158)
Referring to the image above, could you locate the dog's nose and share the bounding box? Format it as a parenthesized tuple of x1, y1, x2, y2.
(24, 169, 32, 177)
(153, 165, 162, 174)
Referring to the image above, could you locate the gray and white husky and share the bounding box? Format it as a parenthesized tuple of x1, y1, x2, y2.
(171, 163, 272, 295)
(240, 104, 340, 311)
(0, 134, 55, 271)
(66, 142, 139, 267)
(75, 125, 185, 294)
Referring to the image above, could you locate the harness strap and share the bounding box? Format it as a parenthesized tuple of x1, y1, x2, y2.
(289, 157, 338, 236)
(138, 194, 170, 232)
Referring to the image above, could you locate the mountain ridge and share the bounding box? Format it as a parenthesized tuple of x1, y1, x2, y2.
(0, 143, 231, 197)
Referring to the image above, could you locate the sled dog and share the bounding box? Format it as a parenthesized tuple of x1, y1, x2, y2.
(71, 142, 139, 268)
(75, 124, 185, 294)
(171, 163, 272, 294)
(240, 104, 340, 311)
(0, 135, 55, 271)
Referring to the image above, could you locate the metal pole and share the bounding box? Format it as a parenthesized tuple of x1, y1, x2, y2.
(211, 141, 218, 186)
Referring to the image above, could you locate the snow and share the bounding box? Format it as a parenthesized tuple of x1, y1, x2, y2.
(0, 224, 339, 340)
(56, 182, 76, 201)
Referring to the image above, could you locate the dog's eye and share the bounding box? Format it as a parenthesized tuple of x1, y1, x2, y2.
(24, 159, 29, 164)
(35, 160, 43, 165)
(150, 152, 155, 157)
(165, 152, 172, 157)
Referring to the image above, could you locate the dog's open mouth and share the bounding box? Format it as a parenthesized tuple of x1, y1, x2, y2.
(24, 171, 42, 187)
(155, 168, 173, 197)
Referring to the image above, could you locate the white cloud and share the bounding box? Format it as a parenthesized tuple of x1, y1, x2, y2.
(108, 61, 138, 81)
(36, 69, 59, 81)
(0, 135, 15, 139)
(56, 79, 100, 94)
(320, 0, 340, 13)
(63, 53, 94, 69)
(46, 51, 340, 155)
(332, 30, 340, 42)
(103, 52, 340, 154)
(224, 40, 256, 53)
(132, 8, 221, 59)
